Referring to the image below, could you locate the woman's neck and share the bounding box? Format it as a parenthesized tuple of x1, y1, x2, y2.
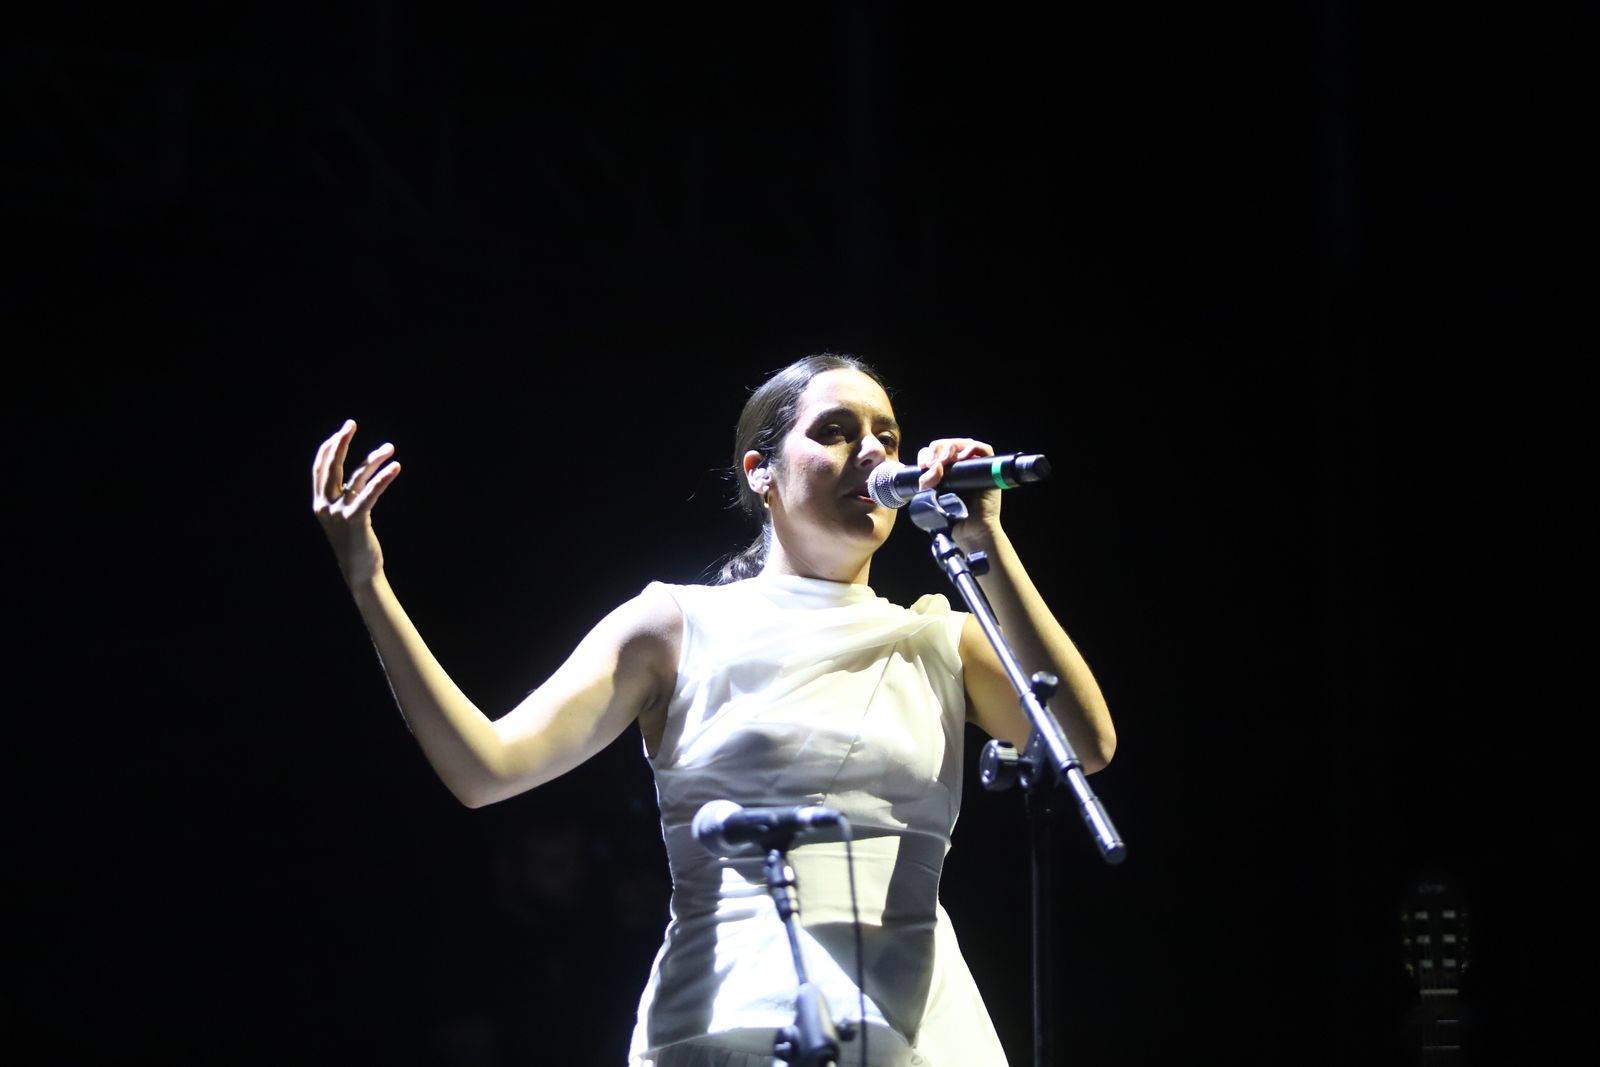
(761, 538, 872, 586)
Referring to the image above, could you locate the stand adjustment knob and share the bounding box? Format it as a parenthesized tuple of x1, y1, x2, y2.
(1030, 671, 1059, 701)
(967, 550, 990, 576)
(979, 739, 1021, 791)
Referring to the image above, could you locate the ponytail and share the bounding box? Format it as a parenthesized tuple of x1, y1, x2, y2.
(713, 525, 772, 585)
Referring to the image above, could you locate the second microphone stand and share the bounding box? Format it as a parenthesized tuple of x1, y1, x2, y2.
(906, 489, 1126, 1067)
(764, 844, 855, 1067)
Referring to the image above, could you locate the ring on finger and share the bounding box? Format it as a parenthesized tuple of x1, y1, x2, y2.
(340, 481, 356, 496)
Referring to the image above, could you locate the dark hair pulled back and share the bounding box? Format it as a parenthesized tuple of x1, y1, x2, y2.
(712, 353, 886, 584)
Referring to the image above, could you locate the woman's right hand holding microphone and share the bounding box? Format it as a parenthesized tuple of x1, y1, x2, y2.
(312, 419, 401, 589)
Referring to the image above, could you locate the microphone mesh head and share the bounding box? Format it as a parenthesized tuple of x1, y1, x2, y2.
(866, 461, 917, 509)
(691, 799, 742, 845)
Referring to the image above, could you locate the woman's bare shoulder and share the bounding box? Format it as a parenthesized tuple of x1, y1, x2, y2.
(623, 581, 687, 649)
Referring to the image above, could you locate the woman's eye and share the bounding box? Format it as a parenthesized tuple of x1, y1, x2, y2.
(821, 424, 846, 440)
(879, 435, 898, 451)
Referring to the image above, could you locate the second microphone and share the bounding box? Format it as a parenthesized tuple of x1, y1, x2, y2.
(692, 799, 846, 857)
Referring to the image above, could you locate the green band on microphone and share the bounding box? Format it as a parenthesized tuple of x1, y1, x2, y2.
(990, 456, 1009, 490)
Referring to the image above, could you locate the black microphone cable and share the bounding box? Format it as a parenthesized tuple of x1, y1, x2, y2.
(839, 815, 867, 1067)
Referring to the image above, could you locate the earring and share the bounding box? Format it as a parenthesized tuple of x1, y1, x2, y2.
(760, 486, 772, 509)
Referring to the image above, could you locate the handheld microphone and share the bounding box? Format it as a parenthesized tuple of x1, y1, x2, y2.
(866, 453, 1051, 509)
(691, 799, 845, 856)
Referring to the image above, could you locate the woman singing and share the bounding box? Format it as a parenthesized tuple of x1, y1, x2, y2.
(311, 353, 1115, 1065)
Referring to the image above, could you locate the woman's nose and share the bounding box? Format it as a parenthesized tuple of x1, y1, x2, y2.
(857, 435, 887, 467)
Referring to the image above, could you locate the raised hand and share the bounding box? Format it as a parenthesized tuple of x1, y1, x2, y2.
(312, 419, 401, 588)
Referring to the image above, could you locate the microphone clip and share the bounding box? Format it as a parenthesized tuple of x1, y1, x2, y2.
(907, 491, 989, 577)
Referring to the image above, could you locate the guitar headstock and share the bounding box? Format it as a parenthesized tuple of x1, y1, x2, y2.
(1400, 875, 1470, 993)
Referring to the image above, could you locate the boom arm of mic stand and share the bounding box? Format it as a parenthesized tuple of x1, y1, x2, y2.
(909, 489, 1124, 1067)
(906, 490, 1126, 863)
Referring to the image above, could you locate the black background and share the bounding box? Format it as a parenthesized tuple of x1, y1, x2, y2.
(4, 4, 1591, 1065)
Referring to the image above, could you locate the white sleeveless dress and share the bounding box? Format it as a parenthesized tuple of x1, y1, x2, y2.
(627, 574, 1008, 1067)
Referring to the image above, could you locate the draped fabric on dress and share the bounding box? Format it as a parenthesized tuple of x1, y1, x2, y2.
(627, 574, 1008, 1067)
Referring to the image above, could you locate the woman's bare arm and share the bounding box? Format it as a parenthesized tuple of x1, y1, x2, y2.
(956, 530, 1115, 773)
(313, 420, 678, 808)
(914, 438, 1116, 773)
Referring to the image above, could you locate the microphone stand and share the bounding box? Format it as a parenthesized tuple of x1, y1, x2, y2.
(763, 846, 854, 1067)
(906, 489, 1126, 1067)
